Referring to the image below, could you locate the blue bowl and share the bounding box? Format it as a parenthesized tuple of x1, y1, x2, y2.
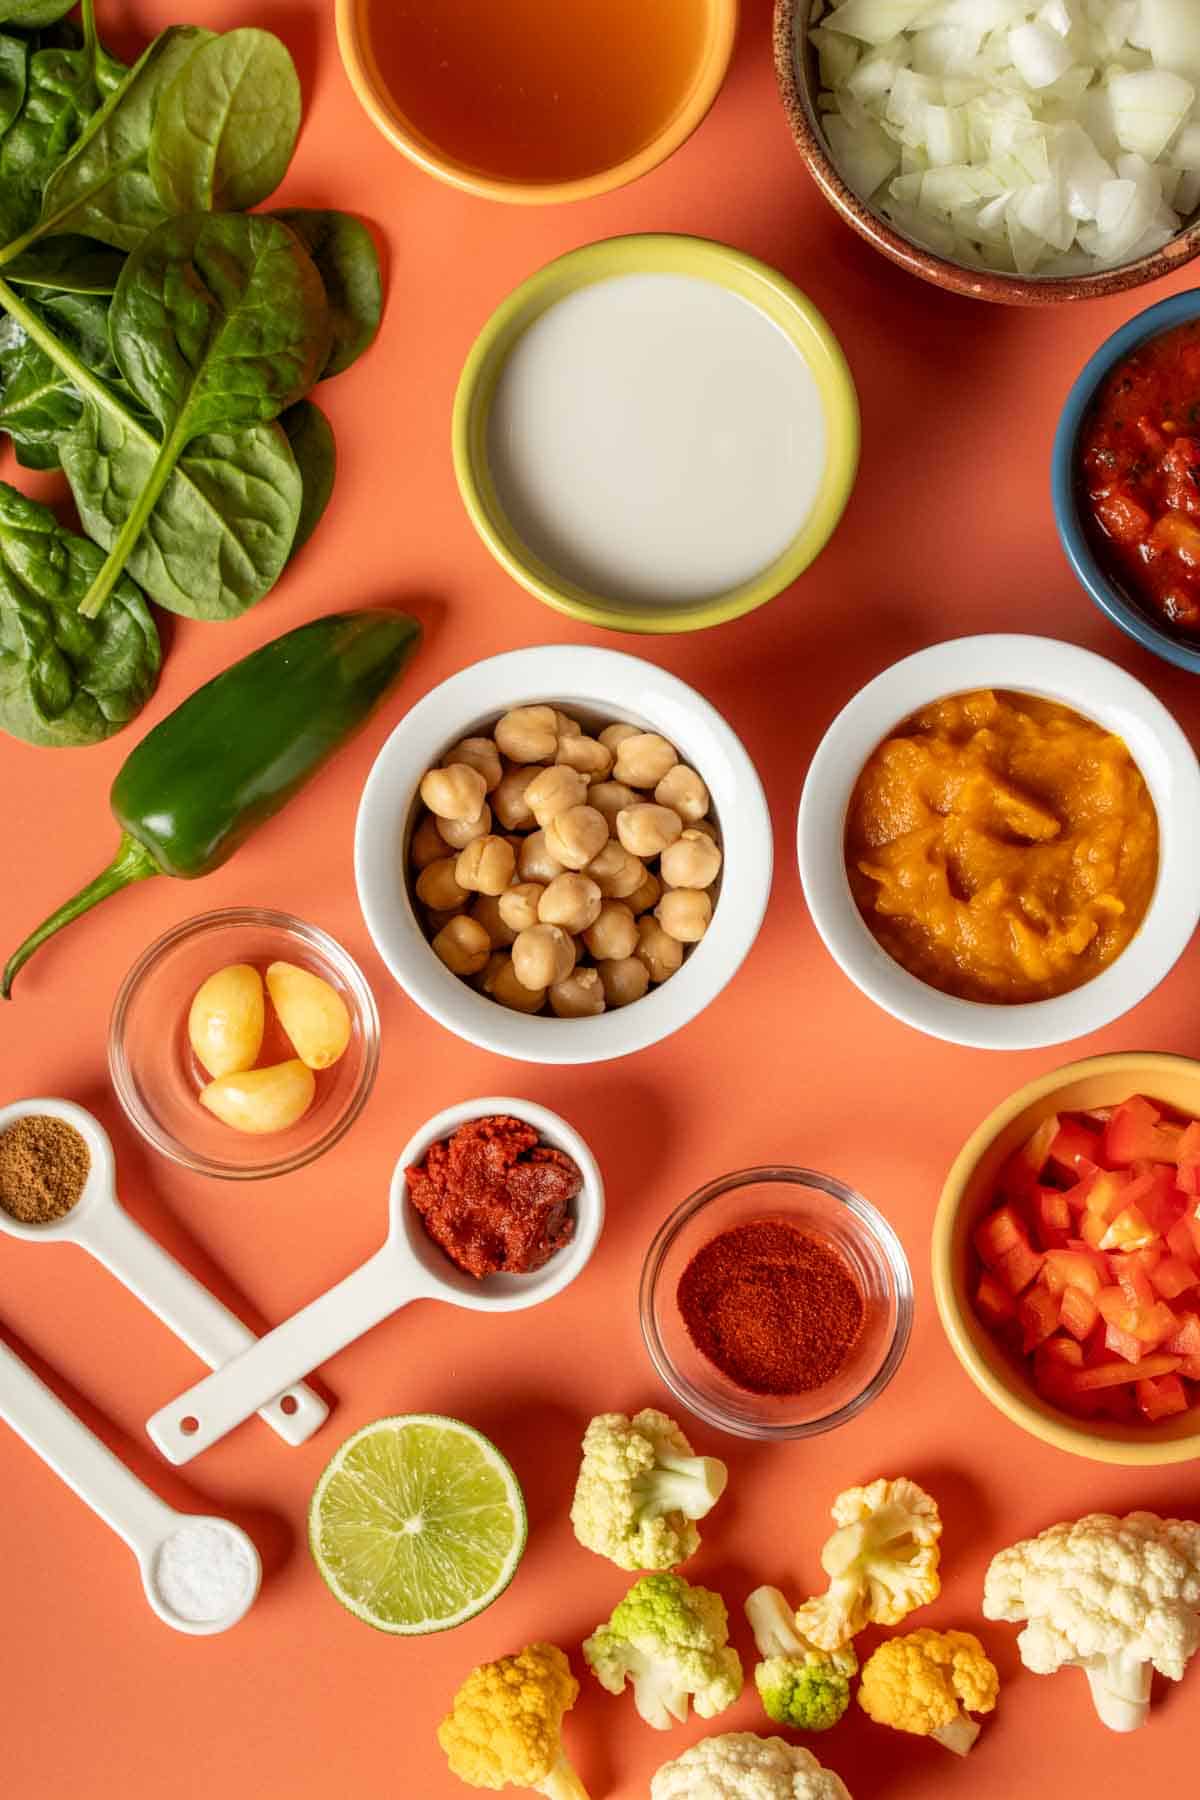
(1053, 288, 1200, 675)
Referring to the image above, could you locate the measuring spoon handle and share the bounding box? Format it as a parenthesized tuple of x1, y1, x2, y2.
(76, 1203, 328, 1448)
(0, 1336, 174, 1555)
(147, 1247, 404, 1465)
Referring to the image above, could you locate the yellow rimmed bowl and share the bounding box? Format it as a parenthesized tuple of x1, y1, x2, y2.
(453, 234, 859, 635)
(933, 1053, 1200, 1466)
(335, 0, 738, 207)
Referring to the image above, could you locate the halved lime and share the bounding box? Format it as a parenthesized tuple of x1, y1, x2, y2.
(308, 1414, 526, 1634)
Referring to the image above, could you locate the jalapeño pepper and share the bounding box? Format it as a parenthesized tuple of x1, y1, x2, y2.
(2, 609, 421, 996)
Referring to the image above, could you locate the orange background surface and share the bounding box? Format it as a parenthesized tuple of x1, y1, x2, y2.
(4, 3, 1200, 1796)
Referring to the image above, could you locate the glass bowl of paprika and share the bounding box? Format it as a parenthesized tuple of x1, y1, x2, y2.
(639, 1166, 913, 1440)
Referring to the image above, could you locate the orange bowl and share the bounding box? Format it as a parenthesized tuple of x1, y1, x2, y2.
(336, 0, 738, 206)
(933, 1053, 1200, 1465)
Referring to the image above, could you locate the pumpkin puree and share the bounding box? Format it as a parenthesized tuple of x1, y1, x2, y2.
(845, 690, 1158, 1004)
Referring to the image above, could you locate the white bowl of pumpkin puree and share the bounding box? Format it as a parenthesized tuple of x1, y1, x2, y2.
(798, 636, 1200, 1051)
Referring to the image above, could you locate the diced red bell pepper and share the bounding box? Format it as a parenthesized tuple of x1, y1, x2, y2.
(975, 1273, 1016, 1327)
(1020, 1283, 1061, 1353)
(974, 1205, 1028, 1269)
(1167, 1215, 1200, 1267)
(1075, 1167, 1133, 1222)
(1105, 1322, 1150, 1363)
(1174, 1122, 1200, 1196)
(1136, 1372, 1190, 1420)
(1164, 1311, 1200, 1356)
(1048, 1117, 1105, 1178)
(1100, 1204, 1158, 1254)
(998, 1115, 1060, 1200)
(1044, 1248, 1106, 1297)
(1150, 1256, 1199, 1301)
(1125, 1165, 1182, 1234)
(1033, 1186, 1072, 1248)
(1071, 1353, 1182, 1391)
(1176, 1353, 1200, 1379)
(1038, 1333, 1085, 1368)
(1060, 1285, 1100, 1342)
(1080, 1211, 1111, 1250)
(997, 1238, 1045, 1296)
(1111, 1251, 1161, 1309)
(1103, 1096, 1184, 1167)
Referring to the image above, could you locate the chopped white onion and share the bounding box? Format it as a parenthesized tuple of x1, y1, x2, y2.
(810, 0, 1200, 276)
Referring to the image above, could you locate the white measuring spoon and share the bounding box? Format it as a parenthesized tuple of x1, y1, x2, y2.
(148, 1097, 604, 1465)
(0, 1099, 326, 1445)
(0, 1334, 260, 1634)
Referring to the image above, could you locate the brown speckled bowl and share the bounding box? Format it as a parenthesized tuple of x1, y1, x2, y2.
(774, 0, 1200, 306)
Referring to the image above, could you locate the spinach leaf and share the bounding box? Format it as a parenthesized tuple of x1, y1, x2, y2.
(0, 14, 125, 248)
(282, 399, 335, 556)
(0, 479, 160, 748)
(26, 24, 212, 254)
(4, 234, 124, 290)
(273, 209, 382, 378)
(0, 1, 76, 27)
(149, 28, 300, 215)
(0, 286, 121, 465)
(63, 407, 303, 619)
(0, 32, 27, 139)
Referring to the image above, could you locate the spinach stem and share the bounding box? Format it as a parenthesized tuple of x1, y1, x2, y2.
(77, 414, 188, 618)
(0, 270, 133, 427)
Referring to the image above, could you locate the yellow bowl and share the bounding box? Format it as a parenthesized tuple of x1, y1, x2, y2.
(335, 0, 738, 206)
(932, 1052, 1200, 1466)
(452, 234, 860, 635)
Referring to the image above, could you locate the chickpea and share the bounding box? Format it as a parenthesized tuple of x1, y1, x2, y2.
(456, 834, 516, 897)
(585, 839, 646, 899)
(550, 967, 606, 1019)
(635, 916, 684, 983)
(425, 905, 466, 932)
(512, 923, 575, 991)
(628, 871, 662, 915)
(689, 818, 721, 844)
(554, 710, 582, 739)
(538, 872, 602, 934)
(501, 833, 525, 857)
(597, 955, 650, 1008)
(614, 732, 678, 789)
(584, 900, 637, 962)
(525, 764, 587, 828)
(588, 780, 637, 829)
(499, 882, 544, 933)
(656, 888, 712, 944)
(432, 914, 490, 977)
(441, 736, 501, 792)
(471, 894, 517, 948)
(660, 828, 723, 890)
(420, 762, 487, 823)
(616, 803, 683, 859)
(544, 804, 609, 872)
(518, 829, 565, 884)
(655, 764, 710, 824)
(436, 801, 492, 850)
(410, 811, 447, 870)
(492, 764, 539, 831)
(416, 856, 469, 910)
(556, 735, 612, 780)
(495, 705, 558, 764)
(481, 952, 546, 1014)
(599, 722, 639, 755)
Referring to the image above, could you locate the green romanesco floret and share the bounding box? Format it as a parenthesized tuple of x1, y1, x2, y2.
(794, 1476, 943, 1651)
(983, 1510, 1200, 1733)
(570, 1408, 728, 1571)
(745, 1586, 857, 1732)
(583, 1572, 744, 1730)
(437, 1642, 591, 1799)
(650, 1731, 853, 1799)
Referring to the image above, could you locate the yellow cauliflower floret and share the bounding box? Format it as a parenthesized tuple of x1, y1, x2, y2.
(438, 1643, 590, 1799)
(794, 1477, 942, 1650)
(858, 1629, 999, 1756)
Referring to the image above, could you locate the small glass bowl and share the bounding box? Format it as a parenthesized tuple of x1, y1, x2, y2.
(109, 908, 380, 1180)
(639, 1166, 913, 1440)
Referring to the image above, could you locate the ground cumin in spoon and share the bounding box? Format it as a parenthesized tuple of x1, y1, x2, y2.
(0, 1116, 90, 1223)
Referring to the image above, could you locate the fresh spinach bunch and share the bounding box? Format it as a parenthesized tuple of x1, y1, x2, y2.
(0, 0, 384, 739)
(0, 477, 159, 747)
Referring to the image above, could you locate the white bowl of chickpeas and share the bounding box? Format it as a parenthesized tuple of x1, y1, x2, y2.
(354, 647, 772, 1064)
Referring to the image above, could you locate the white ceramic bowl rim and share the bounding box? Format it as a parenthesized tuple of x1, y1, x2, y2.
(797, 633, 1200, 1051)
(355, 646, 773, 1064)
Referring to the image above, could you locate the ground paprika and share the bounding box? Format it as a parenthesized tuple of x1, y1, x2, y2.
(677, 1219, 865, 1396)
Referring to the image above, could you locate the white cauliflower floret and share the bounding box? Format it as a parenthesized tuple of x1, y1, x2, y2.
(650, 1731, 852, 1799)
(570, 1409, 728, 1572)
(983, 1511, 1200, 1732)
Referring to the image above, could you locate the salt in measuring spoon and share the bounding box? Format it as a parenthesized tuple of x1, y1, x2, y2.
(0, 1098, 326, 1445)
(148, 1097, 604, 1464)
(0, 1333, 260, 1634)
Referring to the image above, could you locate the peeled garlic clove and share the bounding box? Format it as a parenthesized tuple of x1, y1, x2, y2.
(266, 962, 351, 1070)
(188, 964, 265, 1079)
(199, 1061, 316, 1135)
